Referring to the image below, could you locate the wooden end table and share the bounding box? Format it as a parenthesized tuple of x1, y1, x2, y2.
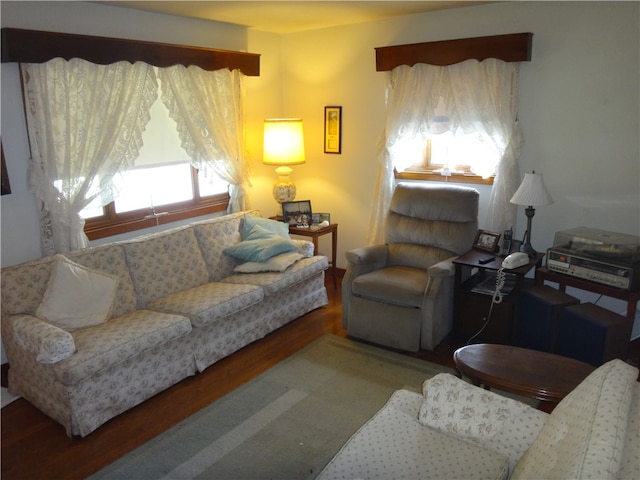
(289, 223, 338, 288)
(453, 343, 595, 412)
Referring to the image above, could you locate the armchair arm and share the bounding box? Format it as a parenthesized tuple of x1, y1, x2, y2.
(342, 244, 389, 326)
(427, 256, 456, 279)
(420, 256, 458, 350)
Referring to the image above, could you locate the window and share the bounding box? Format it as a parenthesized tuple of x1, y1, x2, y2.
(82, 95, 229, 240)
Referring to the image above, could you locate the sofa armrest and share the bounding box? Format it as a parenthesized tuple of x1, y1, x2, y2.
(9, 314, 76, 364)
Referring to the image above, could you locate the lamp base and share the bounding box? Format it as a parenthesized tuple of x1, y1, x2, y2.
(273, 178, 296, 204)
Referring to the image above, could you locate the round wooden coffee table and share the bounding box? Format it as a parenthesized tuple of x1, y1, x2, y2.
(453, 343, 595, 412)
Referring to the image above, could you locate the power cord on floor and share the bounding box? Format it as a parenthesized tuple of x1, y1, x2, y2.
(466, 268, 506, 345)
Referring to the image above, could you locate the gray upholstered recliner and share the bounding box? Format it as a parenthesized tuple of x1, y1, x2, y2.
(343, 183, 479, 352)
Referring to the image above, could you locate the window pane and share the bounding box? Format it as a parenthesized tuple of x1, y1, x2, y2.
(199, 171, 229, 197)
(114, 163, 193, 213)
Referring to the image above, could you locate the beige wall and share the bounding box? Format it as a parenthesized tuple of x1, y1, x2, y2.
(245, 1, 639, 271)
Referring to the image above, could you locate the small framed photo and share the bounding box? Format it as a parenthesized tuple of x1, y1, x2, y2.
(324, 106, 342, 154)
(473, 229, 501, 253)
(282, 200, 312, 227)
(312, 212, 331, 225)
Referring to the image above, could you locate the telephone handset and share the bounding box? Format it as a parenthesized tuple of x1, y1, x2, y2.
(502, 252, 529, 269)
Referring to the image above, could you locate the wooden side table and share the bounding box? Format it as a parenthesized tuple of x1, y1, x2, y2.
(289, 224, 338, 288)
(453, 343, 595, 412)
(452, 250, 544, 343)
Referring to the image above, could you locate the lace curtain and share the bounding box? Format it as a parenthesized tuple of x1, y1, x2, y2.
(159, 66, 249, 212)
(368, 59, 523, 244)
(22, 58, 158, 255)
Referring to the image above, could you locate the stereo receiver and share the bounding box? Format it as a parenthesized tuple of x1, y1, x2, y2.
(546, 227, 640, 290)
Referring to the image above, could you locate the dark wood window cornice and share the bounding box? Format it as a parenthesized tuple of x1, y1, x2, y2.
(375, 32, 533, 71)
(1, 28, 260, 75)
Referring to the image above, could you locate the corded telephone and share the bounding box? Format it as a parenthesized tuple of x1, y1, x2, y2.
(502, 252, 529, 269)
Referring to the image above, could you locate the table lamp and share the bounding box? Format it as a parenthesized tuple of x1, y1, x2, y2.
(510, 171, 553, 258)
(263, 118, 306, 206)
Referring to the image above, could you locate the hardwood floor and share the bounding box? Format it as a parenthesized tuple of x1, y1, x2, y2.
(2, 277, 637, 479)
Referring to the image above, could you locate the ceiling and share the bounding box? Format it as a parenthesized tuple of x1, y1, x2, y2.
(97, 1, 490, 34)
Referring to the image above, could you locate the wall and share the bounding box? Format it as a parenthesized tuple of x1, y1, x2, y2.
(245, 1, 639, 330)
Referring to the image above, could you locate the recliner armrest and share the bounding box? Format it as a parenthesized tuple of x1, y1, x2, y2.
(427, 256, 456, 279)
(345, 244, 388, 267)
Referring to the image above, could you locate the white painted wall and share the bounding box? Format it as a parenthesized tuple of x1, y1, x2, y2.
(245, 1, 639, 331)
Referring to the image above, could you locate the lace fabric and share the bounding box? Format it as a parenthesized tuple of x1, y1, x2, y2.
(369, 59, 523, 244)
(22, 59, 158, 255)
(159, 66, 250, 213)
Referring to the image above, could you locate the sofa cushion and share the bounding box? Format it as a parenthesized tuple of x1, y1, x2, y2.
(124, 226, 210, 307)
(512, 359, 638, 479)
(36, 255, 119, 331)
(148, 282, 264, 328)
(419, 373, 548, 473)
(224, 224, 298, 263)
(352, 265, 429, 308)
(242, 213, 289, 239)
(317, 389, 509, 480)
(52, 309, 192, 386)
(11, 314, 76, 364)
(222, 256, 329, 296)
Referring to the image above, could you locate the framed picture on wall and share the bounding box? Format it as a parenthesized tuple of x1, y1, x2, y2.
(324, 106, 342, 154)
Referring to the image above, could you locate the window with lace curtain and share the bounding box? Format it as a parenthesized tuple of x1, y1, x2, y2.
(82, 92, 230, 240)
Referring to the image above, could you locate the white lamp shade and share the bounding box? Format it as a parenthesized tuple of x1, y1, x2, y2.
(263, 118, 306, 166)
(510, 172, 553, 207)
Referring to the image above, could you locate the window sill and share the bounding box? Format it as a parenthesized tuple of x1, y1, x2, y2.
(84, 196, 229, 240)
(395, 170, 494, 185)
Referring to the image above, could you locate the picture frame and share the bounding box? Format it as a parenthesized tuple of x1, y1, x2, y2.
(282, 200, 312, 227)
(312, 212, 331, 225)
(473, 229, 501, 253)
(324, 106, 342, 154)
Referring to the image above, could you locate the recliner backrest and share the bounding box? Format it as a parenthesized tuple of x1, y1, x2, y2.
(385, 183, 479, 269)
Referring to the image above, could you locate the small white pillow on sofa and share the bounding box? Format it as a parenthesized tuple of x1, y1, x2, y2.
(36, 255, 119, 331)
(419, 373, 530, 439)
(233, 251, 304, 273)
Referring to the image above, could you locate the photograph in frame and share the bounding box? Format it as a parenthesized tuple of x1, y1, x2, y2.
(282, 200, 313, 227)
(473, 229, 501, 253)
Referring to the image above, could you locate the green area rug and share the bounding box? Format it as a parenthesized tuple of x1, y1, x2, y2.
(90, 334, 454, 480)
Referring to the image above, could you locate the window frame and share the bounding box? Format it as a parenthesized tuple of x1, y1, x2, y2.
(83, 165, 229, 240)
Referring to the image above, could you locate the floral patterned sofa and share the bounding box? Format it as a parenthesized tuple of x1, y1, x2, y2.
(1, 211, 328, 436)
(318, 359, 639, 479)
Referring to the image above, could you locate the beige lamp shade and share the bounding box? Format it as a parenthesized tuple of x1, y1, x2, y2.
(263, 118, 306, 204)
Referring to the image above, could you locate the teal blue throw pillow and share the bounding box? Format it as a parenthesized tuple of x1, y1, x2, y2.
(242, 214, 290, 240)
(225, 224, 297, 263)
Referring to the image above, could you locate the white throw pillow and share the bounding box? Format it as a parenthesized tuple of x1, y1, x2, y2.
(419, 373, 530, 440)
(36, 255, 119, 331)
(233, 251, 304, 273)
